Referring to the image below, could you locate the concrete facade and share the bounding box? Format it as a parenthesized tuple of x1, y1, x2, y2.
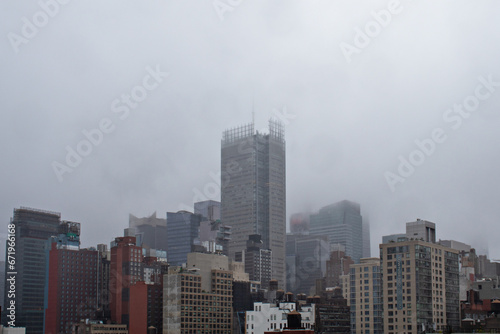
(380, 240, 460, 333)
(349, 258, 383, 334)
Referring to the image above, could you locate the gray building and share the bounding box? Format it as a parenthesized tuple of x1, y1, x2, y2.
(166, 211, 203, 266)
(406, 219, 436, 242)
(3, 207, 61, 334)
(472, 278, 500, 300)
(194, 200, 221, 221)
(235, 234, 272, 289)
(129, 212, 167, 251)
(286, 234, 329, 295)
(221, 120, 286, 288)
(199, 219, 231, 255)
(382, 233, 407, 244)
(310, 200, 363, 263)
(362, 218, 371, 258)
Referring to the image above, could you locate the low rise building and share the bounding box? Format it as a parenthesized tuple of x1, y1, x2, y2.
(72, 321, 128, 334)
(245, 302, 314, 334)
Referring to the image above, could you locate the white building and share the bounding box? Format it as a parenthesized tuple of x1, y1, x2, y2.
(0, 326, 26, 334)
(245, 302, 315, 334)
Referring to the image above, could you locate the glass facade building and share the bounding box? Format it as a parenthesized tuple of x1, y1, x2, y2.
(3, 207, 61, 334)
(166, 211, 203, 266)
(310, 200, 363, 264)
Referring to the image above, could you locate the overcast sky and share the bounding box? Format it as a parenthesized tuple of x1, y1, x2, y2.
(1, 0, 499, 259)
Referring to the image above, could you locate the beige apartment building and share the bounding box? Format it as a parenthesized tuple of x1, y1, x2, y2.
(349, 258, 383, 334)
(380, 240, 460, 334)
(163, 265, 233, 334)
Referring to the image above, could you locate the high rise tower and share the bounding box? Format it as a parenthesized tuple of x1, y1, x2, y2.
(3, 207, 61, 333)
(221, 119, 286, 288)
(310, 200, 363, 263)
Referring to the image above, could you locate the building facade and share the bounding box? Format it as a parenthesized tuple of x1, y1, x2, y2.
(406, 220, 436, 243)
(129, 212, 167, 251)
(44, 222, 99, 334)
(309, 200, 363, 264)
(246, 302, 314, 334)
(235, 234, 272, 290)
(286, 234, 329, 295)
(163, 267, 233, 334)
(380, 240, 460, 333)
(3, 207, 61, 333)
(221, 120, 286, 288)
(315, 289, 350, 334)
(199, 219, 231, 255)
(349, 258, 382, 334)
(167, 211, 203, 266)
(194, 200, 221, 221)
(325, 249, 354, 289)
(110, 236, 144, 327)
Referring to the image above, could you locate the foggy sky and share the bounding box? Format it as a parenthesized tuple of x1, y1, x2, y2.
(1, 0, 500, 259)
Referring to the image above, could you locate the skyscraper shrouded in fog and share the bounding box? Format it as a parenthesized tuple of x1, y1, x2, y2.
(310, 200, 363, 263)
(221, 119, 286, 288)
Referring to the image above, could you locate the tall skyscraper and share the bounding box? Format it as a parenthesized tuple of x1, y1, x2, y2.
(3, 207, 61, 333)
(310, 200, 363, 263)
(221, 120, 286, 288)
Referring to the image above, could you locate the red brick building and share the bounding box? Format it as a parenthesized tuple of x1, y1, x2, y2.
(110, 236, 144, 329)
(45, 242, 99, 334)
